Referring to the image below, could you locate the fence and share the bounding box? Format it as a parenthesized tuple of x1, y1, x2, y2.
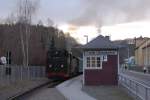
(119, 74, 150, 100)
(127, 65, 150, 74)
(0, 65, 46, 86)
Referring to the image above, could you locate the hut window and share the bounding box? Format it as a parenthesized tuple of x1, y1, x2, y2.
(85, 55, 108, 69)
(87, 57, 90, 67)
(97, 57, 101, 67)
(91, 57, 96, 67)
(102, 55, 107, 61)
(86, 56, 103, 69)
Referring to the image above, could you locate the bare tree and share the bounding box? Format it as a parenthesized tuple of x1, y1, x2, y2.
(16, 0, 40, 66)
(37, 20, 43, 26)
(5, 13, 17, 25)
(0, 18, 7, 24)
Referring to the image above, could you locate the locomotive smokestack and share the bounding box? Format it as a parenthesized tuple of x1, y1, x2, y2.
(105, 36, 110, 40)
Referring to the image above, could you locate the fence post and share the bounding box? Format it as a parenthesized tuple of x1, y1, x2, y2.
(120, 75, 122, 85)
(135, 83, 138, 99)
(43, 67, 44, 77)
(124, 77, 127, 86)
(145, 87, 148, 100)
(129, 80, 131, 89)
(21, 66, 23, 81)
(0, 66, 2, 85)
(28, 66, 30, 80)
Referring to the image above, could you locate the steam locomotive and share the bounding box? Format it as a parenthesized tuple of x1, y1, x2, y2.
(46, 49, 79, 80)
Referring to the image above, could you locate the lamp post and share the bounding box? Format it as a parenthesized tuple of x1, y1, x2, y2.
(127, 47, 129, 59)
(84, 35, 88, 44)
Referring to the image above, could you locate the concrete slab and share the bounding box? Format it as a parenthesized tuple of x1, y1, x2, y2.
(57, 75, 133, 100)
(82, 86, 133, 100)
(56, 75, 96, 100)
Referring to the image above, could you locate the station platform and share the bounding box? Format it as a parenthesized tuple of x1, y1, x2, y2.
(56, 75, 133, 100)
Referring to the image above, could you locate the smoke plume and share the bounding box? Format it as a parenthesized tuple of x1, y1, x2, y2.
(69, 0, 150, 27)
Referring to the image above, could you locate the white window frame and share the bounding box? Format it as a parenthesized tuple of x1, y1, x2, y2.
(102, 55, 107, 62)
(85, 55, 107, 69)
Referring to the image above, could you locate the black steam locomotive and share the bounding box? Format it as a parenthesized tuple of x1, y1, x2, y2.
(46, 48, 79, 80)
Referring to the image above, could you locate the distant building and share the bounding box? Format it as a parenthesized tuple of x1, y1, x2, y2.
(81, 35, 119, 85)
(135, 36, 149, 47)
(113, 39, 135, 64)
(135, 37, 150, 66)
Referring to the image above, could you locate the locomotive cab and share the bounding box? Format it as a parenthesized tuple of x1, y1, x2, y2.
(46, 49, 70, 80)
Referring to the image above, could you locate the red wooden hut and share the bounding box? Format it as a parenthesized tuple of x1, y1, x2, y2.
(82, 35, 119, 85)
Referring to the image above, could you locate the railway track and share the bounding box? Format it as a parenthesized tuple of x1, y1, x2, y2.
(8, 80, 63, 100)
(8, 74, 81, 100)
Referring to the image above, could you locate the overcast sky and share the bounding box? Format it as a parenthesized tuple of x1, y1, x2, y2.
(0, 0, 150, 43)
(2, 0, 150, 25)
(0, 0, 14, 18)
(0, 0, 84, 25)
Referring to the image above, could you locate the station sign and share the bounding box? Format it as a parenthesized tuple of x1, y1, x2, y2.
(85, 51, 117, 56)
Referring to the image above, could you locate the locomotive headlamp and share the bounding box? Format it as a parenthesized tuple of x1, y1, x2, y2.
(61, 64, 64, 68)
(49, 64, 52, 68)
